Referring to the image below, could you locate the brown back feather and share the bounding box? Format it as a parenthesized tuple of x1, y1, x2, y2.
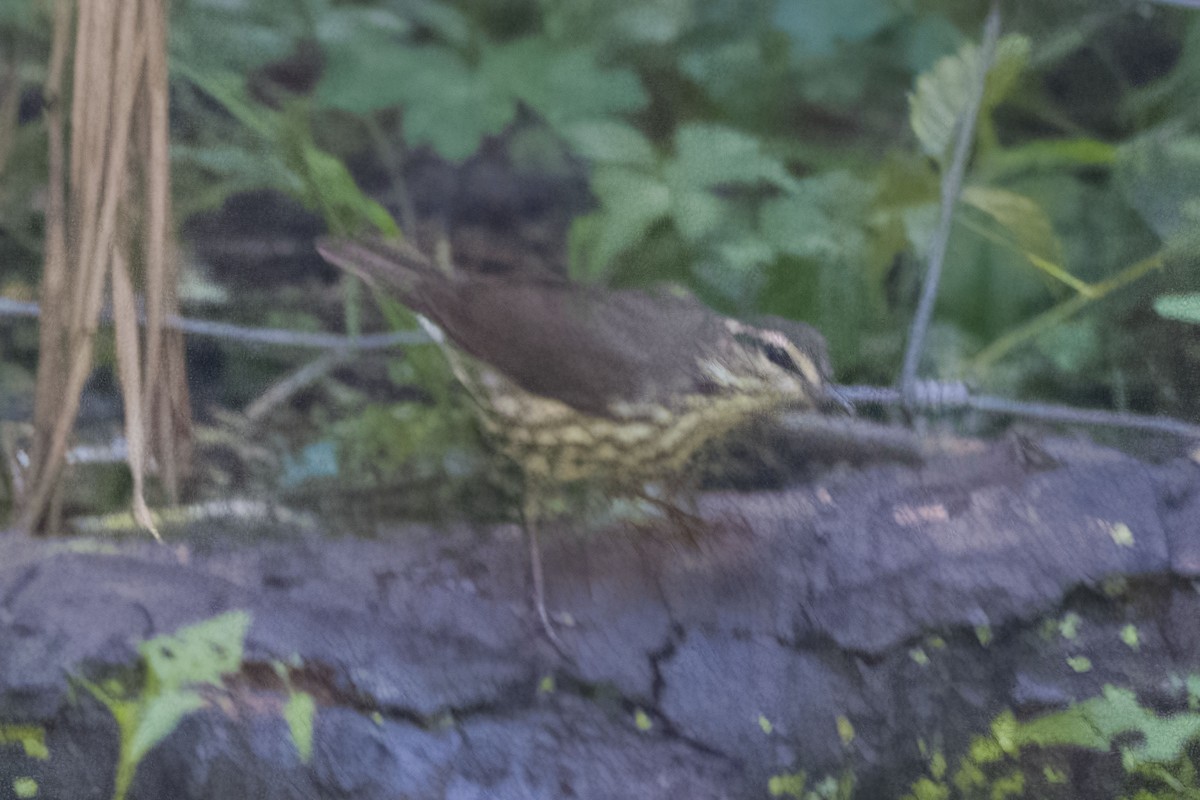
(317, 237, 729, 416)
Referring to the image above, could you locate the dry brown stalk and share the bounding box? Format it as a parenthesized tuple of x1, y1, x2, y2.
(20, 0, 191, 533)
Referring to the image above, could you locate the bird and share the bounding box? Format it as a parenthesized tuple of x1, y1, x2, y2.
(316, 236, 840, 651)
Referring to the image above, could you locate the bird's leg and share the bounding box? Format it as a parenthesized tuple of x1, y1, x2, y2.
(523, 493, 571, 658)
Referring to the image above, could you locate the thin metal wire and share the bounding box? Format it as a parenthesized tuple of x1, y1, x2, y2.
(899, 2, 1002, 398)
(0, 296, 428, 350)
(834, 382, 1200, 440)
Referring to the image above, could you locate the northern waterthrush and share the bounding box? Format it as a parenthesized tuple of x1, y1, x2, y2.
(317, 236, 839, 648)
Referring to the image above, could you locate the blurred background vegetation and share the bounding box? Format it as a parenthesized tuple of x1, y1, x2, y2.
(0, 0, 1198, 515)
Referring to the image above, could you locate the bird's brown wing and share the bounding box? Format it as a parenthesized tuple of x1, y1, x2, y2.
(316, 237, 724, 416)
(420, 277, 726, 417)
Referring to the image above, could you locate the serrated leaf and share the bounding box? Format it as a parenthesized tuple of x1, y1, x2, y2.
(316, 44, 515, 161)
(313, 6, 412, 107)
(760, 172, 871, 260)
(1154, 293, 1200, 325)
(909, 34, 1030, 162)
(139, 611, 250, 692)
(127, 690, 206, 765)
(961, 186, 1067, 281)
(560, 120, 656, 167)
(667, 124, 798, 192)
(759, 195, 839, 259)
(585, 166, 671, 272)
(483, 38, 647, 128)
(670, 189, 728, 242)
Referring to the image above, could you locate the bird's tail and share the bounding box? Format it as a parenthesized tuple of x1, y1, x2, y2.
(315, 236, 442, 304)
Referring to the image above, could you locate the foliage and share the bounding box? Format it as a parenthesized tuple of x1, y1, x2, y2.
(60, 610, 320, 799)
(79, 611, 252, 800)
(167, 2, 1200, 400)
(1, 1, 1198, 487)
(0, 724, 48, 760)
(767, 768, 855, 800)
(904, 681, 1200, 800)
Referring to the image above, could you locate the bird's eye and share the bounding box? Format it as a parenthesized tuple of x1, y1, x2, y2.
(763, 344, 796, 371)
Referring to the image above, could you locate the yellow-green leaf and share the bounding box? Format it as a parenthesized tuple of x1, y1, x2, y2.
(961, 186, 1076, 290)
(284, 691, 316, 763)
(128, 690, 206, 764)
(139, 610, 251, 691)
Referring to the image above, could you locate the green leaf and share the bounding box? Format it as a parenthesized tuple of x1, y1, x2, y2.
(316, 44, 516, 161)
(1034, 319, 1100, 374)
(283, 691, 316, 763)
(691, 236, 775, 305)
(0, 725, 48, 760)
(317, 5, 410, 45)
(1002, 684, 1200, 770)
(484, 38, 647, 128)
(127, 691, 206, 765)
(667, 124, 799, 192)
(981, 138, 1117, 180)
(909, 35, 1030, 162)
(610, 3, 690, 46)
(584, 166, 672, 271)
(1116, 134, 1200, 242)
(760, 195, 839, 259)
(670, 188, 728, 242)
(759, 172, 872, 260)
(961, 186, 1066, 280)
(773, 0, 899, 59)
(396, 0, 472, 47)
(171, 143, 295, 195)
(1154, 293, 1200, 325)
(560, 120, 656, 167)
(767, 771, 807, 798)
(314, 5, 413, 112)
(139, 610, 251, 692)
(982, 35, 1031, 110)
(171, 0, 300, 75)
(680, 37, 784, 120)
(280, 121, 398, 235)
